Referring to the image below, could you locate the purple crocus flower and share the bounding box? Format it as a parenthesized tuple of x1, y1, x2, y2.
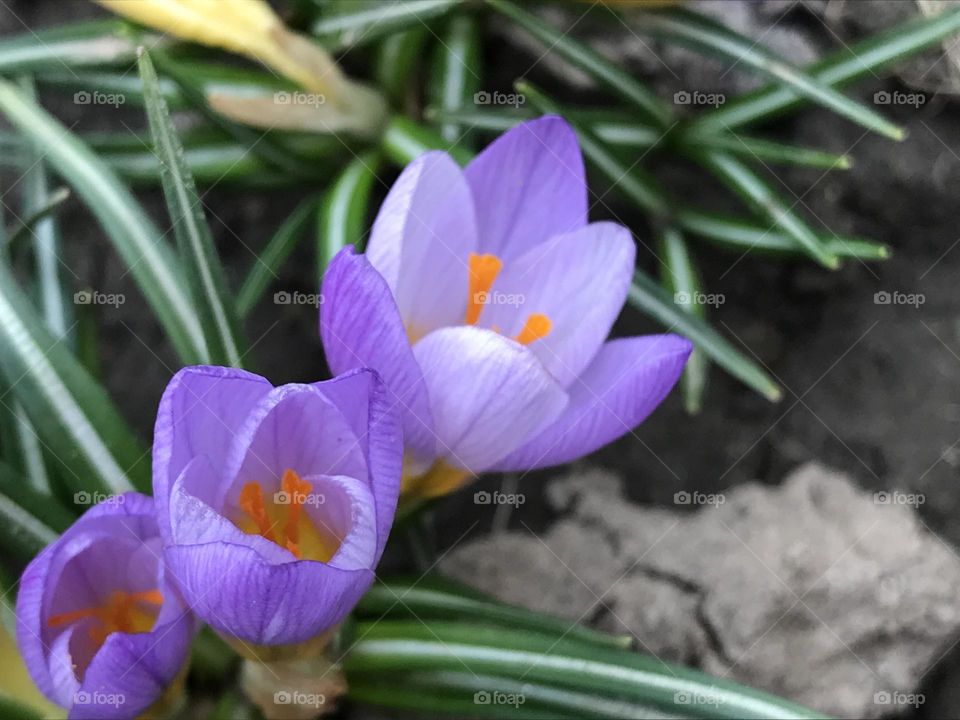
(151, 366, 401, 647)
(16, 493, 193, 720)
(320, 115, 692, 498)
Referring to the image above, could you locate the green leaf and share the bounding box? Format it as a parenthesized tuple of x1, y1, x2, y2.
(0, 20, 143, 74)
(629, 270, 781, 402)
(0, 78, 209, 364)
(346, 621, 824, 719)
(312, 0, 459, 50)
(4, 186, 71, 258)
(657, 228, 709, 414)
(684, 133, 851, 170)
(139, 50, 245, 368)
(692, 6, 960, 133)
(382, 115, 474, 166)
(0, 482, 58, 563)
(431, 14, 483, 145)
(674, 209, 889, 260)
(487, 0, 670, 127)
(356, 576, 632, 651)
(0, 260, 149, 495)
(237, 196, 319, 319)
(376, 28, 430, 107)
(317, 152, 381, 279)
(695, 150, 839, 269)
(639, 8, 904, 140)
(0, 461, 74, 533)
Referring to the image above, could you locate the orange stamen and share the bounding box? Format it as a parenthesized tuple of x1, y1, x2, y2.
(239, 482, 275, 541)
(48, 589, 163, 643)
(465, 253, 502, 325)
(281, 469, 312, 548)
(514, 313, 552, 345)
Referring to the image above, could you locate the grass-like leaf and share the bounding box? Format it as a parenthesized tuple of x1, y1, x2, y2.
(630, 270, 781, 402)
(382, 115, 474, 166)
(640, 7, 904, 140)
(376, 28, 429, 107)
(487, 0, 670, 127)
(318, 152, 381, 279)
(692, 5, 960, 133)
(0, 20, 142, 74)
(0, 461, 74, 533)
(0, 79, 209, 364)
(430, 14, 483, 145)
(237, 196, 319, 319)
(657, 227, 709, 414)
(139, 50, 245, 368)
(311, 0, 459, 50)
(0, 492, 57, 563)
(0, 261, 148, 495)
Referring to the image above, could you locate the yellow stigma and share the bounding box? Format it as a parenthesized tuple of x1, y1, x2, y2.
(236, 469, 341, 561)
(465, 252, 502, 325)
(48, 589, 163, 644)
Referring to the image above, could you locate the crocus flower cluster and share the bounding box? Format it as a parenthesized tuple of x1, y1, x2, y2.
(321, 115, 691, 499)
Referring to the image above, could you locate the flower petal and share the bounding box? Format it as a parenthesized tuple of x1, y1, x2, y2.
(491, 335, 691, 471)
(464, 115, 587, 261)
(412, 326, 568, 473)
(320, 249, 435, 468)
(153, 366, 272, 544)
(166, 542, 372, 645)
(364, 150, 478, 337)
(479, 221, 635, 387)
(311, 369, 402, 560)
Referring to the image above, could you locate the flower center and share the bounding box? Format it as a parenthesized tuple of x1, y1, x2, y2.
(47, 589, 163, 645)
(465, 252, 552, 344)
(236, 468, 341, 562)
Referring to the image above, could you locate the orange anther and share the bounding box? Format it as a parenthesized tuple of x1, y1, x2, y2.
(239, 482, 275, 541)
(514, 313, 552, 345)
(465, 253, 502, 325)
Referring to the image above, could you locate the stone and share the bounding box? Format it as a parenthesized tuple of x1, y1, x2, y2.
(440, 463, 960, 718)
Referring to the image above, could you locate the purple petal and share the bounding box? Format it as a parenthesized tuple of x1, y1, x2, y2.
(412, 326, 568, 473)
(311, 369, 402, 560)
(364, 151, 478, 337)
(320, 249, 435, 469)
(491, 335, 691, 471)
(153, 366, 272, 544)
(464, 115, 587, 261)
(166, 542, 372, 646)
(478, 221, 635, 387)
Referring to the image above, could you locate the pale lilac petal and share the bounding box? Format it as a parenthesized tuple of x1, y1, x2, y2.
(153, 366, 272, 544)
(303, 474, 377, 571)
(166, 542, 372, 646)
(478, 222, 635, 386)
(412, 326, 568, 473)
(320, 250, 435, 468)
(491, 335, 691, 471)
(365, 151, 477, 337)
(464, 115, 587, 261)
(311, 369, 402, 559)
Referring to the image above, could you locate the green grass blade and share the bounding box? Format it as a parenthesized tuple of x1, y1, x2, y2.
(695, 150, 839, 269)
(0, 79, 209, 364)
(237, 196, 318, 319)
(0, 20, 142, 74)
(4, 187, 71, 257)
(139, 50, 245, 368)
(431, 14, 483, 144)
(312, 0, 459, 50)
(376, 28, 430, 107)
(0, 493, 57, 563)
(318, 152, 381, 279)
(0, 261, 148, 495)
(487, 0, 669, 126)
(687, 133, 851, 170)
(657, 228, 709, 414)
(641, 8, 904, 140)
(675, 209, 888, 260)
(693, 6, 960, 133)
(0, 461, 74, 533)
(629, 270, 781, 402)
(382, 115, 474, 166)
